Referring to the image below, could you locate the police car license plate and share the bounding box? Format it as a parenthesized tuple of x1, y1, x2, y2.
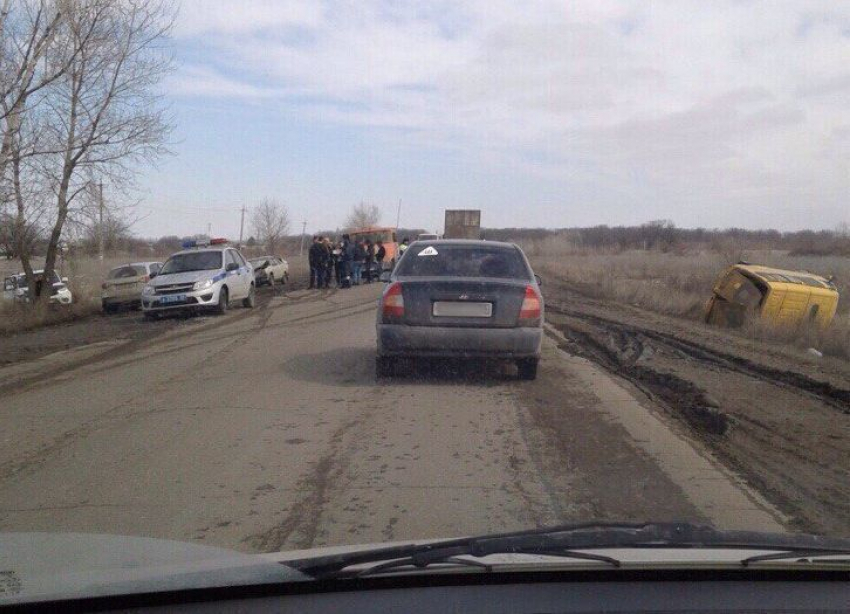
(159, 294, 185, 304)
(433, 301, 492, 317)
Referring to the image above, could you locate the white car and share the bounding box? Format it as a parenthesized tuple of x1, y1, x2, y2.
(140, 239, 255, 318)
(2, 270, 73, 305)
(248, 255, 289, 286)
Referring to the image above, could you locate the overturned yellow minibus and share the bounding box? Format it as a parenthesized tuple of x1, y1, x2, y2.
(705, 263, 839, 329)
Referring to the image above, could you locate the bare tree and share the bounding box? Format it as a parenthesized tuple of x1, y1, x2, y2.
(345, 201, 381, 229)
(1, 0, 79, 183)
(5, 0, 173, 304)
(251, 198, 291, 253)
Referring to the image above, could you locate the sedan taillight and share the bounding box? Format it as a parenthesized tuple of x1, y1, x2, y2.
(518, 285, 542, 324)
(101, 282, 108, 290)
(382, 282, 404, 319)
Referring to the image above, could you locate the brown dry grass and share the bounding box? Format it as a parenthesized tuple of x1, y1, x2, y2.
(522, 237, 850, 360)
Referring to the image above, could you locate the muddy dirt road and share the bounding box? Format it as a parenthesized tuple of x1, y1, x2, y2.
(0, 283, 816, 554)
(543, 280, 850, 536)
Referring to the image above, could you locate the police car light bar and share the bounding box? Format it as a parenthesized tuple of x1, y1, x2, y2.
(181, 238, 228, 249)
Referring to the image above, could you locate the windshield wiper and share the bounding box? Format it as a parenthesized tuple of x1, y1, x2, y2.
(354, 547, 621, 578)
(284, 522, 850, 579)
(741, 550, 850, 566)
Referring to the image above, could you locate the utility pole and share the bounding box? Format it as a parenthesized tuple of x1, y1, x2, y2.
(238, 204, 247, 246)
(207, 222, 211, 237)
(299, 220, 307, 257)
(395, 198, 402, 228)
(98, 182, 104, 261)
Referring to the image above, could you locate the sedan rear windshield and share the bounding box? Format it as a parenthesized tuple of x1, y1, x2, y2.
(159, 251, 222, 274)
(108, 265, 147, 279)
(395, 245, 531, 280)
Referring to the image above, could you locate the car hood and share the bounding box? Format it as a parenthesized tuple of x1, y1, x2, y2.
(3, 533, 846, 606)
(151, 270, 219, 286)
(0, 533, 307, 606)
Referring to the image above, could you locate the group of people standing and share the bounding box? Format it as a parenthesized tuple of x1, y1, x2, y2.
(307, 235, 388, 289)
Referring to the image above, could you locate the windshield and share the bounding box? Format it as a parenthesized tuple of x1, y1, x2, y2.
(396, 244, 532, 280)
(159, 251, 222, 274)
(108, 265, 147, 279)
(1, 0, 849, 606)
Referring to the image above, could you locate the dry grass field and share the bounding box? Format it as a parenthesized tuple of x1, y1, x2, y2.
(520, 237, 850, 359)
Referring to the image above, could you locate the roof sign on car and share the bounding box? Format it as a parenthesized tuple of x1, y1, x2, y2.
(417, 246, 439, 256)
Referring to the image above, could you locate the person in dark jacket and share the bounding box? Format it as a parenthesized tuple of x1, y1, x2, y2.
(308, 236, 328, 289)
(331, 242, 343, 287)
(364, 240, 375, 283)
(352, 240, 366, 286)
(322, 237, 334, 289)
(375, 240, 386, 266)
(307, 236, 319, 289)
(339, 234, 353, 288)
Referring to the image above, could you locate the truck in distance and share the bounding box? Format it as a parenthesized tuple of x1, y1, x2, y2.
(444, 209, 481, 239)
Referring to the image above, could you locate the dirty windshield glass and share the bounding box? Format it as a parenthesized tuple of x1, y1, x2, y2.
(108, 265, 147, 279)
(159, 252, 222, 274)
(396, 245, 531, 280)
(1, 0, 849, 606)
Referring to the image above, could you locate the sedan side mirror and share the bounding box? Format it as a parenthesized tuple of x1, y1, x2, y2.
(149, 271, 157, 279)
(226, 262, 239, 272)
(379, 270, 392, 283)
(534, 274, 543, 287)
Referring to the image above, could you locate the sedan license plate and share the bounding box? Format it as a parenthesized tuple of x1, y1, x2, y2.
(159, 294, 186, 305)
(433, 301, 492, 318)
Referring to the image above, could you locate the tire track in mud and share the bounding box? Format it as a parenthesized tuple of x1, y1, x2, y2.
(546, 316, 729, 437)
(544, 301, 850, 534)
(0, 289, 367, 481)
(243, 362, 386, 552)
(73, 299, 377, 379)
(0, 287, 348, 397)
(547, 305, 850, 414)
(0, 292, 286, 482)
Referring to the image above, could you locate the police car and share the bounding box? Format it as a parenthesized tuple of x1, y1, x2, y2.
(141, 239, 255, 318)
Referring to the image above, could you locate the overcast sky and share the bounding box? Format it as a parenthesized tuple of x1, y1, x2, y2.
(134, 0, 850, 238)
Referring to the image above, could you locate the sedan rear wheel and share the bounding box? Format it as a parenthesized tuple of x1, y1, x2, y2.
(268, 273, 275, 287)
(516, 358, 538, 380)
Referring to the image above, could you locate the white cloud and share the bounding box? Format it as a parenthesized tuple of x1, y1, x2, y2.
(169, 0, 850, 228)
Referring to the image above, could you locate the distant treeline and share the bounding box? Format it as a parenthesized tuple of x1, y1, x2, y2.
(5, 222, 848, 260)
(484, 223, 850, 256)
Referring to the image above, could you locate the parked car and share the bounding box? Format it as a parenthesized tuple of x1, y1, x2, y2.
(249, 255, 289, 286)
(101, 262, 162, 313)
(376, 240, 544, 379)
(2, 270, 73, 305)
(141, 239, 254, 318)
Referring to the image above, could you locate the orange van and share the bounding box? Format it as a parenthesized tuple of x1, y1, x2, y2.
(348, 227, 399, 267)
